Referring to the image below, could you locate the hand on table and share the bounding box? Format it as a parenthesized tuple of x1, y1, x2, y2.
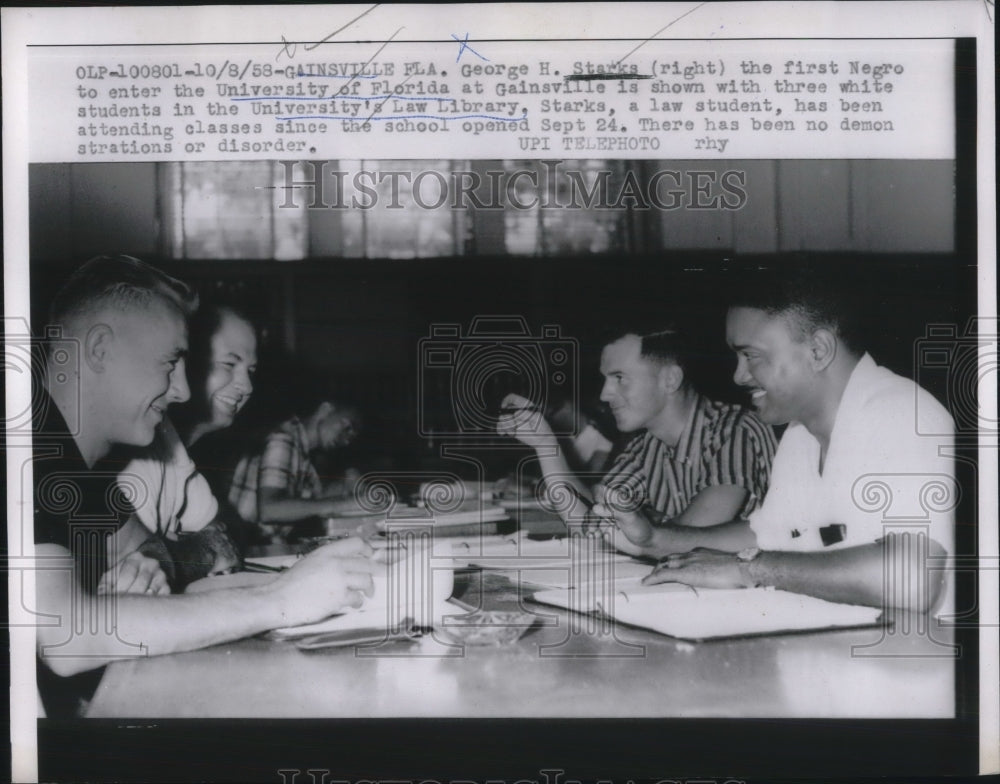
(588, 483, 657, 557)
(270, 537, 378, 626)
(642, 548, 748, 589)
(496, 393, 556, 448)
(97, 551, 171, 596)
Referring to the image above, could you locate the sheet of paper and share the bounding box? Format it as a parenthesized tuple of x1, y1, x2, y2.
(532, 585, 883, 640)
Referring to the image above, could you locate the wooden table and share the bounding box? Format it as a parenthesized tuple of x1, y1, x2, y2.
(87, 564, 955, 719)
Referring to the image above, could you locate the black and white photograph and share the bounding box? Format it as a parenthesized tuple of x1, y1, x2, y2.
(3, 4, 996, 782)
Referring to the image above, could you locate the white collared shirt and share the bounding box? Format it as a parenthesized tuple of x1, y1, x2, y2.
(749, 354, 954, 558)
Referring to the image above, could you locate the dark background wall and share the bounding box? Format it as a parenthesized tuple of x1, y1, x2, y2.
(28, 160, 976, 476)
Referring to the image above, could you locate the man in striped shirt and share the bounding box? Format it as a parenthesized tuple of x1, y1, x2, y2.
(498, 327, 777, 535)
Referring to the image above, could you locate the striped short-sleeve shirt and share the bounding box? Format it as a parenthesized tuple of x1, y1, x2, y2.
(601, 395, 777, 523)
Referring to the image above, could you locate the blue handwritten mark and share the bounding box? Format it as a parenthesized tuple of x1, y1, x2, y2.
(232, 96, 456, 102)
(451, 33, 489, 63)
(276, 112, 525, 123)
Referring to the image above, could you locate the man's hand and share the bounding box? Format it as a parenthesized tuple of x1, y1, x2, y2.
(590, 483, 657, 556)
(641, 548, 749, 589)
(496, 393, 556, 448)
(268, 537, 378, 627)
(96, 551, 171, 596)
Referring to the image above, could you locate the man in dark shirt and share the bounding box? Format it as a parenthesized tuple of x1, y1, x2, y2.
(31, 255, 379, 716)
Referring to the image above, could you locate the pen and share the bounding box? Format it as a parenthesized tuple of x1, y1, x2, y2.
(498, 405, 541, 416)
(243, 561, 288, 573)
(563, 482, 595, 512)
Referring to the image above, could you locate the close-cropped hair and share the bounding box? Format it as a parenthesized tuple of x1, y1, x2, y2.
(603, 323, 692, 377)
(727, 260, 867, 356)
(48, 254, 198, 336)
(186, 303, 257, 376)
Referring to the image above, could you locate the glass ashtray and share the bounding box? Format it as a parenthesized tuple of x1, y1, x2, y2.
(437, 610, 538, 646)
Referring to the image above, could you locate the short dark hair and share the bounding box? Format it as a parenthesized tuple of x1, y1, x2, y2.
(602, 323, 692, 379)
(48, 255, 197, 335)
(726, 260, 867, 355)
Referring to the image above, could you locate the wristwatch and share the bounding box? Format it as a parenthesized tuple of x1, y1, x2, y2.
(736, 547, 762, 588)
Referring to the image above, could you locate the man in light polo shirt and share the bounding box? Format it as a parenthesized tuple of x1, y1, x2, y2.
(598, 267, 954, 613)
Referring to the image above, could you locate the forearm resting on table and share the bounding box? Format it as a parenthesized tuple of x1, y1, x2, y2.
(34, 547, 288, 676)
(535, 451, 593, 522)
(636, 518, 757, 558)
(257, 489, 336, 524)
(747, 535, 947, 612)
(672, 484, 750, 528)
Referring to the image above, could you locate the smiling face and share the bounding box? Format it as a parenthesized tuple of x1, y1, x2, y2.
(104, 301, 190, 447)
(598, 334, 670, 433)
(726, 306, 818, 426)
(202, 311, 257, 432)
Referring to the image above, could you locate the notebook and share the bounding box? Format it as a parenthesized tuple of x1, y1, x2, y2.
(531, 584, 884, 641)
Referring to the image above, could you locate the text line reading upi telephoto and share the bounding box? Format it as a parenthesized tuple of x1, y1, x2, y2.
(30, 39, 954, 162)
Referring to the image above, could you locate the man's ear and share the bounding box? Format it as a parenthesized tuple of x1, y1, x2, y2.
(809, 328, 838, 371)
(658, 363, 684, 394)
(83, 323, 113, 373)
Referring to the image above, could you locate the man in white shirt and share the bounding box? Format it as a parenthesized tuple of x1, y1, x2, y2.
(597, 267, 954, 613)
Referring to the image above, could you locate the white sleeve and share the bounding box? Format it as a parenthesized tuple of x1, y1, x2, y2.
(117, 418, 219, 536)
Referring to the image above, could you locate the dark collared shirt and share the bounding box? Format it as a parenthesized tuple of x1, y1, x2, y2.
(33, 389, 132, 717)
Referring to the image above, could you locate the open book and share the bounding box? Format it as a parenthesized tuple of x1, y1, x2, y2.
(531, 583, 884, 641)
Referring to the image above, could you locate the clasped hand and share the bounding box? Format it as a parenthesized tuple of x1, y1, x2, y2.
(495, 393, 556, 447)
(270, 536, 380, 627)
(96, 551, 171, 596)
(585, 483, 658, 557)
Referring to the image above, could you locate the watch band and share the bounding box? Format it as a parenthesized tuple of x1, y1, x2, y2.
(736, 547, 762, 588)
